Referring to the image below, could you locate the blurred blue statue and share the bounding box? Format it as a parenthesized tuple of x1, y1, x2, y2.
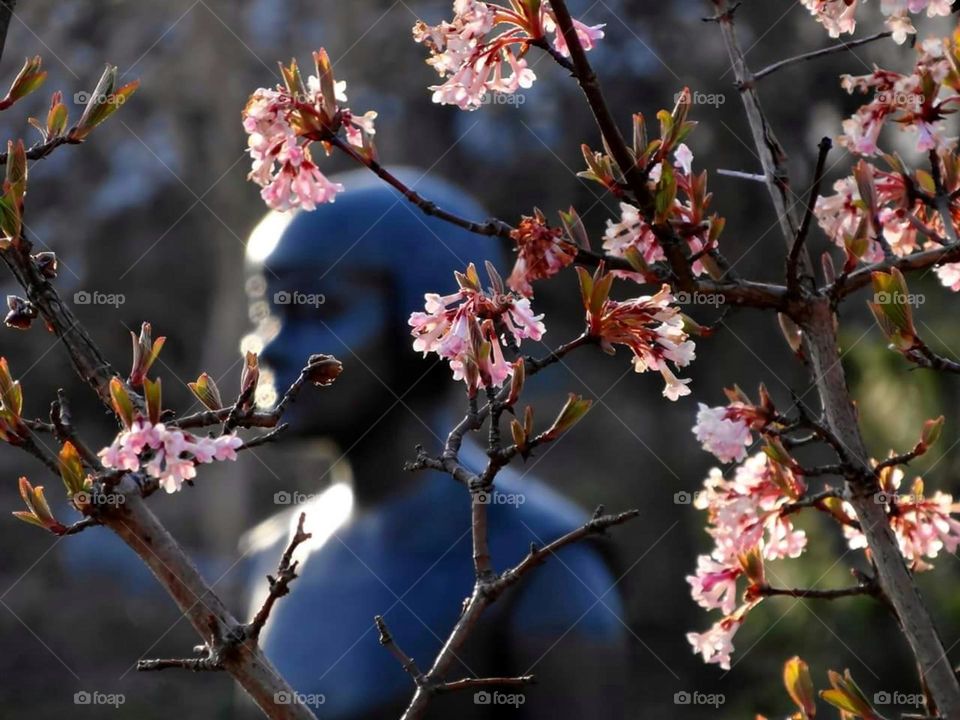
(240, 168, 629, 719)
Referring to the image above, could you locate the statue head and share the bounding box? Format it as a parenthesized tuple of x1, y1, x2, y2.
(244, 167, 504, 444)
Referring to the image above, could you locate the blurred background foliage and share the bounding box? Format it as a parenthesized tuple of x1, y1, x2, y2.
(0, 1, 959, 718)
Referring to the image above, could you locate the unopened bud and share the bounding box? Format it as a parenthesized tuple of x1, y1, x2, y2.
(306, 354, 343, 387)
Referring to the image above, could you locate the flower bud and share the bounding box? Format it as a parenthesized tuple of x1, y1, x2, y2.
(306, 353, 343, 387)
(4, 295, 36, 330)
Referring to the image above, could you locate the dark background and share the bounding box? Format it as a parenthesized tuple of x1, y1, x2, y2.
(0, 1, 959, 717)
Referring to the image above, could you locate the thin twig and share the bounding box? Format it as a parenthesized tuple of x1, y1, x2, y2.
(753, 31, 892, 81)
(757, 583, 878, 600)
(375, 615, 424, 684)
(0, 0, 15, 68)
(245, 512, 312, 644)
(788, 137, 831, 294)
(717, 168, 766, 183)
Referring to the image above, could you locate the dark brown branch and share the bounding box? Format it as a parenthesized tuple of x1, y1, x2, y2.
(875, 449, 926, 473)
(375, 615, 424, 684)
(0, 136, 78, 165)
(547, 0, 650, 209)
(832, 242, 960, 299)
(757, 583, 878, 600)
(436, 676, 536, 693)
(329, 135, 515, 240)
(753, 31, 892, 81)
(100, 488, 316, 719)
(239, 424, 289, 451)
(0, 0, 15, 69)
(176, 358, 328, 431)
(55, 516, 100, 536)
(788, 137, 831, 294)
(50, 390, 100, 467)
(397, 507, 638, 720)
(707, 4, 960, 708)
(1, 235, 119, 408)
(245, 512, 312, 644)
(138, 655, 224, 672)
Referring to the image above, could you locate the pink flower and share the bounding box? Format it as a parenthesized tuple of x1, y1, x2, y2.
(936, 262, 960, 291)
(212, 433, 244, 462)
(801, 0, 949, 43)
(800, 0, 858, 38)
(583, 279, 695, 400)
(413, 0, 602, 110)
(543, 11, 605, 57)
(843, 470, 960, 570)
(243, 50, 375, 211)
(687, 555, 741, 615)
(693, 404, 753, 464)
(409, 262, 544, 394)
(687, 616, 743, 670)
(97, 419, 243, 494)
(507, 211, 577, 297)
(836, 38, 959, 157)
(602, 146, 717, 278)
(814, 168, 925, 266)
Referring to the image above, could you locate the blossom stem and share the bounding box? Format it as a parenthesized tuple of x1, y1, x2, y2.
(328, 135, 515, 240)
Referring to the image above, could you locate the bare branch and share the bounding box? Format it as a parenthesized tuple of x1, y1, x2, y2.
(753, 31, 892, 81)
(788, 137, 832, 294)
(396, 507, 639, 720)
(246, 512, 312, 644)
(375, 615, 424, 684)
(436, 676, 536, 693)
(757, 583, 878, 600)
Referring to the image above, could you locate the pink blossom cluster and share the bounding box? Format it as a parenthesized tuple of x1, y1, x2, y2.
(842, 468, 960, 571)
(812, 35, 960, 291)
(507, 211, 577, 297)
(98, 419, 243, 494)
(413, 0, 604, 110)
(814, 167, 921, 264)
(243, 75, 377, 211)
(837, 38, 958, 156)
(587, 283, 696, 401)
(603, 145, 713, 276)
(409, 263, 545, 394)
(687, 453, 808, 669)
(801, 0, 951, 44)
(692, 404, 754, 464)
